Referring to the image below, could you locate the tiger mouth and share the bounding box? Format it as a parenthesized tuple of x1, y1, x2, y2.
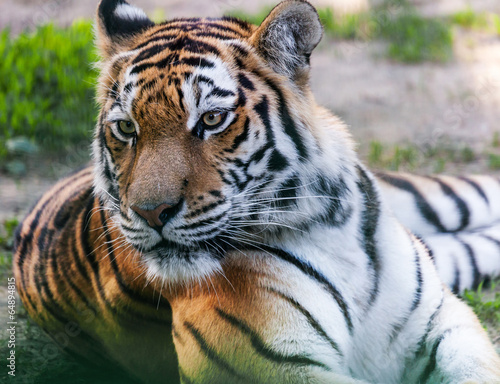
(144, 237, 229, 260)
(148, 239, 194, 254)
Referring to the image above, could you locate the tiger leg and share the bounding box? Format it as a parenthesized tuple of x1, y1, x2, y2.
(408, 290, 500, 383)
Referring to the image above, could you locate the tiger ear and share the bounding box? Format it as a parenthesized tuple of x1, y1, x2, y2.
(96, 0, 154, 59)
(251, 0, 323, 82)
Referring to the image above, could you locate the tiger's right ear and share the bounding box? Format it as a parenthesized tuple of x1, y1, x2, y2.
(250, 0, 323, 83)
(96, 0, 154, 59)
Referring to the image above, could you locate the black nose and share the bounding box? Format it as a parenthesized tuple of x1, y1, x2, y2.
(131, 201, 182, 229)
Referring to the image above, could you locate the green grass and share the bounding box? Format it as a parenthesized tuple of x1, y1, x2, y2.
(463, 280, 500, 329)
(488, 153, 500, 170)
(366, 141, 479, 173)
(225, 7, 273, 26)
(451, 7, 500, 35)
(0, 21, 98, 163)
(463, 281, 500, 324)
(378, 12, 453, 63)
(316, 8, 371, 40)
(492, 132, 500, 148)
(0, 218, 18, 281)
(230, 4, 454, 63)
(451, 7, 489, 29)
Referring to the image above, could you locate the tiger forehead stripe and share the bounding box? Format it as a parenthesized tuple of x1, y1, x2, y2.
(134, 18, 253, 51)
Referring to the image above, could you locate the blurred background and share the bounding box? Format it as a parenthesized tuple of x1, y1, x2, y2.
(0, 1, 499, 382)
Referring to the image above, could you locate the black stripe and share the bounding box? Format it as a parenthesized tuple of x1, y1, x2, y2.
(263, 77, 309, 160)
(253, 244, 353, 332)
(311, 176, 353, 228)
(265, 287, 342, 356)
(50, 189, 98, 314)
(390, 242, 425, 342)
(230, 44, 250, 60)
(458, 176, 489, 205)
(130, 55, 213, 75)
(410, 245, 423, 311)
(377, 173, 447, 232)
(415, 295, 443, 357)
(184, 321, 245, 380)
(203, 21, 249, 36)
(416, 235, 433, 261)
(237, 87, 246, 107)
(417, 334, 444, 383)
(228, 169, 247, 192)
(175, 211, 229, 231)
(79, 195, 113, 313)
(132, 42, 172, 64)
(254, 95, 275, 143)
(16, 170, 93, 312)
(209, 87, 235, 98)
(133, 33, 178, 50)
(193, 31, 235, 40)
(180, 57, 215, 69)
(220, 16, 252, 32)
(357, 166, 381, 304)
(15, 169, 92, 264)
(253, 95, 289, 171)
(451, 261, 460, 294)
(130, 53, 179, 75)
(455, 237, 481, 289)
(268, 149, 289, 172)
(238, 73, 255, 90)
(185, 199, 227, 219)
(195, 74, 214, 86)
(120, 223, 142, 233)
(70, 232, 93, 284)
(224, 116, 250, 153)
(101, 210, 150, 304)
(216, 308, 330, 369)
(428, 176, 470, 231)
(275, 175, 299, 209)
(177, 88, 185, 113)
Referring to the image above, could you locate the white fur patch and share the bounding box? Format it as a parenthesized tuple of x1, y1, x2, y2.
(114, 3, 148, 21)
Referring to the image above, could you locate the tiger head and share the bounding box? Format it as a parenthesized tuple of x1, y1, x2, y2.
(93, 0, 356, 283)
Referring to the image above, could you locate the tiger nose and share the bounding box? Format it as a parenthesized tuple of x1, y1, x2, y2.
(131, 202, 180, 229)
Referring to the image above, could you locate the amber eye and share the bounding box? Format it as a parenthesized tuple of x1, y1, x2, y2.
(202, 111, 227, 127)
(117, 120, 135, 135)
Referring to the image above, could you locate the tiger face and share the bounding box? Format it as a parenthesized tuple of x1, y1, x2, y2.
(93, 0, 352, 282)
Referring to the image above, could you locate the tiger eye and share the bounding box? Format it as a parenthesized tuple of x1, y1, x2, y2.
(202, 111, 226, 127)
(118, 120, 135, 134)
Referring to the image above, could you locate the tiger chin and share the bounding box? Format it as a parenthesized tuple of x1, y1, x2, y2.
(13, 0, 500, 383)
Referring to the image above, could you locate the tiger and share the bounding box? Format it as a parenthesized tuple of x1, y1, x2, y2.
(13, 0, 500, 383)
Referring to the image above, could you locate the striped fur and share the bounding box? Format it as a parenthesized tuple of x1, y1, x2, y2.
(378, 172, 500, 292)
(13, 1, 500, 383)
(13, 168, 179, 383)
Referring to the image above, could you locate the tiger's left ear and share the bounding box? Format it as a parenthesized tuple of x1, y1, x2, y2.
(251, 0, 323, 82)
(96, 0, 154, 59)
